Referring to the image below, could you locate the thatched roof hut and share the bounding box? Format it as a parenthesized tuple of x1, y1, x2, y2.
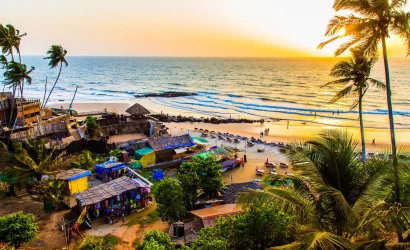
(126, 103, 150, 116)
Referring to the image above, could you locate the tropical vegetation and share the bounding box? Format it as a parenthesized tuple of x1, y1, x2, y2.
(239, 130, 410, 248)
(179, 156, 224, 199)
(3, 139, 65, 183)
(153, 178, 186, 223)
(192, 200, 295, 250)
(0, 212, 38, 248)
(84, 115, 99, 139)
(42, 45, 68, 109)
(69, 150, 96, 170)
(136, 229, 176, 250)
(323, 49, 384, 165)
(318, 0, 410, 205)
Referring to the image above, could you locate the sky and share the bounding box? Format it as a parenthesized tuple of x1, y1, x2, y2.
(3, 0, 410, 57)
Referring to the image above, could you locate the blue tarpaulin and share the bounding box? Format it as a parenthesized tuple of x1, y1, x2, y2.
(95, 161, 127, 181)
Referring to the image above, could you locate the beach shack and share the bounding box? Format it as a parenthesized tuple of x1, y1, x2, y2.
(193, 147, 240, 172)
(56, 168, 92, 195)
(148, 134, 195, 162)
(74, 174, 153, 223)
(134, 147, 156, 168)
(95, 161, 127, 182)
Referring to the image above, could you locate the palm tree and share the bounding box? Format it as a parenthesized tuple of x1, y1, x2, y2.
(0, 24, 25, 62)
(4, 139, 65, 183)
(42, 45, 68, 109)
(318, 0, 410, 204)
(239, 130, 410, 247)
(39, 177, 67, 211)
(3, 62, 34, 126)
(0, 24, 27, 126)
(323, 50, 385, 169)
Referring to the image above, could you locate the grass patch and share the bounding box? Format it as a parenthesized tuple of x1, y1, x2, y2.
(126, 203, 160, 227)
(76, 234, 120, 250)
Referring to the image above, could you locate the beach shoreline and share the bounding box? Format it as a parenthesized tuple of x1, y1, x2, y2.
(48, 100, 410, 151)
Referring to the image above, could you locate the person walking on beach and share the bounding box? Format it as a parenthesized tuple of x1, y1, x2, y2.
(372, 138, 376, 145)
(287, 120, 289, 129)
(242, 162, 245, 171)
(231, 175, 233, 182)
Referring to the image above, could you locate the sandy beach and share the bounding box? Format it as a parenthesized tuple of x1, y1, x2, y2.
(48, 100, 410, 149)
(48, 100, 410, 184)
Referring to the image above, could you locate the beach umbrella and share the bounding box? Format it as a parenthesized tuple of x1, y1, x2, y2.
(126, 103, 150, 116)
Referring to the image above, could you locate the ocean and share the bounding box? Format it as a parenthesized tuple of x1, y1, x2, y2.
(3, 56, 410, 129)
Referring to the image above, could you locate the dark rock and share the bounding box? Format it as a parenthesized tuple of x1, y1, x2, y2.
(134, 91, 197, 98)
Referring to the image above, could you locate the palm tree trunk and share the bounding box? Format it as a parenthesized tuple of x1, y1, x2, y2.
(358, 90, 366, 175)
(381, 37, 399, 203)
(9, 85, 16, 125)
(42, 62, 62, 109)
(19, 81, 25, 126)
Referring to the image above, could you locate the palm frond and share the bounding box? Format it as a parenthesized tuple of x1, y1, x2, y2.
(367, 78, 386, 89)
(270, 231, 356, 250)
(322, 78, 353, 88)
(329, 85, 354, 104)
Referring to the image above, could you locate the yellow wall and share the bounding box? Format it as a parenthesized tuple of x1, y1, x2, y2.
(140, 151, 156, 168)
(68, 177, 89, 195)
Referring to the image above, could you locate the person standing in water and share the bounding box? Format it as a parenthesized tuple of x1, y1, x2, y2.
(372, 138, 376, 145)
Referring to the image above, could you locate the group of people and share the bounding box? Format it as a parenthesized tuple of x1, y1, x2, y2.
(103, 203, 127, 224)
(260, 128, 270, 137)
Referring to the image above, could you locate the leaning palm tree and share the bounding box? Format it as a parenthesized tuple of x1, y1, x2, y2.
(4, 139, 65, 184)
(323, 50, 385, 167)
(42, 45, 68, 109)
(318, 0, 410, 204)
(3, 62, 34, 126)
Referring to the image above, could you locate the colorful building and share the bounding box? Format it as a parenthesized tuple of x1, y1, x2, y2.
(56, 168, 92, 195)
(134, 147, 156, 168)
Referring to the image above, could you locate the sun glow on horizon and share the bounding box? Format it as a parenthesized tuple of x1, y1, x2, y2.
(3, 0, 410, 57)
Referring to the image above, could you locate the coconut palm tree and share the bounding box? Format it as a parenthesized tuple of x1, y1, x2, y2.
(4, 139, 65, 184)
(318, 0, 410, 204)
(0, 24, 25, 62)
(323, 50, 385, 169)
(3, 62, 34, 126)
(39, 177, 67, 211)
(239, 131, 410, 247)
(42, 45, 68, 109)
(0, 24, 27, 126)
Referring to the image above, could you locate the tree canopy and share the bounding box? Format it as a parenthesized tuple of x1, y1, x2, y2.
(192, 200, 294, 250)
(136, 229, 175, 250)
(0, 212, 38, 248)
(153, 178, 186, 223)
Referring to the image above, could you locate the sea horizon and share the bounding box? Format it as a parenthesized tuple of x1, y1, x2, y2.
(2, 56, 410, 130)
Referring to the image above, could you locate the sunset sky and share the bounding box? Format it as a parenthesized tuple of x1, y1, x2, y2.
(3, 0, 410, 57)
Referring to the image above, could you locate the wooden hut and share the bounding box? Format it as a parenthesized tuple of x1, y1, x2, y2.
(148, 134, 196, 163)
(126, 103, 150, 118)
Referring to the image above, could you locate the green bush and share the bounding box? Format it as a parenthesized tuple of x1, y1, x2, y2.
(136, 229, 175, 250)
(0, 212, 38, 248)
(85, 116, 99, 139)
(79, 235, 118, 250)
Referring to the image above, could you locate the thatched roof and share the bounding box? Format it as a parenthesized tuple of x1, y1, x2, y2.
(74, 176, 143, 206)
(148, 134, 195, 152)
(126, 103, 150, 116)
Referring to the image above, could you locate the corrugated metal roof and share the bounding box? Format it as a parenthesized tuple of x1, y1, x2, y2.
(190, 204, 242, 219)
